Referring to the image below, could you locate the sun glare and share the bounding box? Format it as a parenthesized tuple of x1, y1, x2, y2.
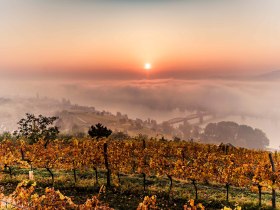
(144, 63, 151, 70)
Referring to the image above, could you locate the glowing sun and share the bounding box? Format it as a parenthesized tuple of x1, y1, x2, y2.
(144, 63, 152, 70)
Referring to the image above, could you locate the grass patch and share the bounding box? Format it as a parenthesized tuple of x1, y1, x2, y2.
(0, 169, 279, 209)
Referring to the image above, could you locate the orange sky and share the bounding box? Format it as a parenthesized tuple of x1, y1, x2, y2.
(1, 0, 280, 78)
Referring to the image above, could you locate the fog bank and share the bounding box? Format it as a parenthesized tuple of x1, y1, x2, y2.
(0, 78, 279, 148)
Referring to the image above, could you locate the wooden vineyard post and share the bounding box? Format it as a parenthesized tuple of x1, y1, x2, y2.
(104, 142, 111, 187)
(29, 170, 34, 181)
(269, 153, 276, 209)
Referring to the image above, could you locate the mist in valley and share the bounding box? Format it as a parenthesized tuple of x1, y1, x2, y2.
(0, 73, 280, 149)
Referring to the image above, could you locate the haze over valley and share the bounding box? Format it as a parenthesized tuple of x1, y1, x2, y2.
(0, 70, 279, 149)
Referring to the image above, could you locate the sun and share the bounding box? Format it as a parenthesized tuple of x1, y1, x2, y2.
(144, 63, 152, 70)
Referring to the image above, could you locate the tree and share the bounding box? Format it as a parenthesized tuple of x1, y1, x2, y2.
(88, 123, 112, 139)
(161, 122, 174, 134)
(13, 113, 59, 147)
(203, 121, 269, 149)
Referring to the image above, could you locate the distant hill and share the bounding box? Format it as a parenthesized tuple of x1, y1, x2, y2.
(255, 70, 280, 80)
(0, 96, 269, 149)
(55, 107, 163, 138)
(0, 96, 168, 139)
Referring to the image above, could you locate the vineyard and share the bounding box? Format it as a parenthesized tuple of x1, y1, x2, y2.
(0, 137, 279, 209)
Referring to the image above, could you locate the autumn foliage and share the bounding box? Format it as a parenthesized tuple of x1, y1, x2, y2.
(0, 137, 279, 208)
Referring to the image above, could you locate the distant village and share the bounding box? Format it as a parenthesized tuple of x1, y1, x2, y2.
(0, 95, 270, 150)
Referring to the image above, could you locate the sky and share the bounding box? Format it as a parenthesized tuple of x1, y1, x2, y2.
(1, 0, 280, 78)
(1, 0, 280, 148)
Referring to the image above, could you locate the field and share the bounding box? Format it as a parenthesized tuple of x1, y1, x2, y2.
(0, 137, 279, 209)
(0, 169, 277, 209)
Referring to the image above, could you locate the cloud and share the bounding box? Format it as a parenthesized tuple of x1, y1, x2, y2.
(54, 79, 280, 121)
(1, 78, 280, 121)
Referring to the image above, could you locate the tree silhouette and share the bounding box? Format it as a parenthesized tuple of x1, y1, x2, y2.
(13, 113, 59, 147)
(203, 121, 269, 149)
(88, 123, 112, 139)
